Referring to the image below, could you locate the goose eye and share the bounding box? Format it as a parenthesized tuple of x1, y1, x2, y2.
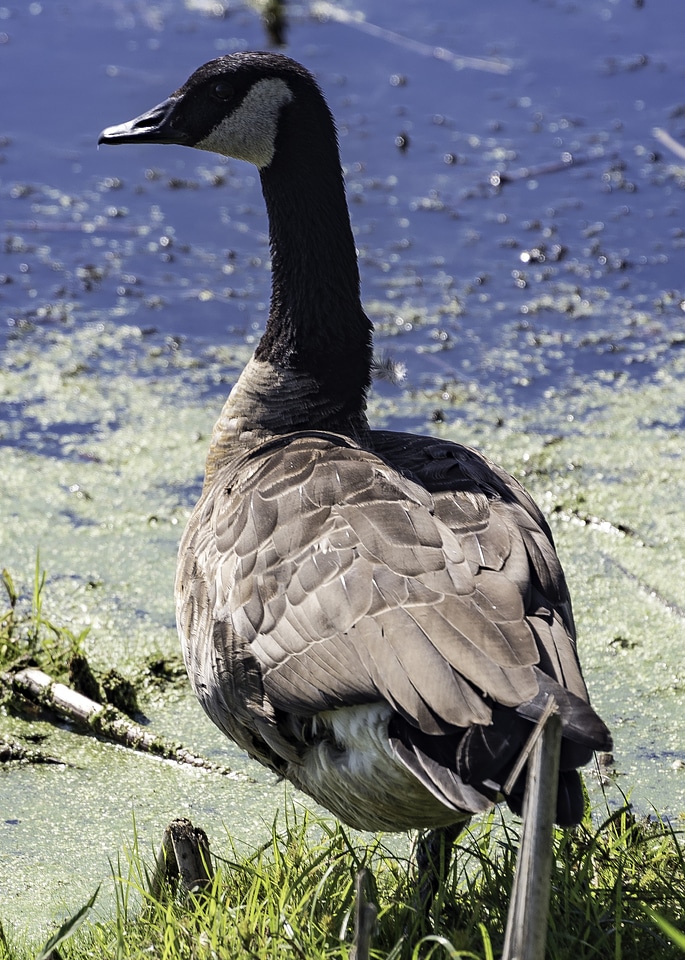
(212, 81, 234, 101)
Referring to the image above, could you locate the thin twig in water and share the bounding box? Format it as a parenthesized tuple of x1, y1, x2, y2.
(488, 149, 607, 188)
(311, 2, 511, 74)
(653, 127, 685, 162)
(602, 555, 685, 621)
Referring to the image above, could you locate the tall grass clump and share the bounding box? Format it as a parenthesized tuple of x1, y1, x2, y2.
(1, 800, 682, 960)
(0, 554, 90, 676)
(1, 563, 684, 957)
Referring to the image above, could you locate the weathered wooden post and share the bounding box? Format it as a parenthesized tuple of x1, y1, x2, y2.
(149, 818, 213, 902)
(351, 867, 377, 960)
(502, 702, 562, 960)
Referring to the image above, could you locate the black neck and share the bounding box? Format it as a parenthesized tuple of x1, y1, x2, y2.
(254, 91, 373, 425)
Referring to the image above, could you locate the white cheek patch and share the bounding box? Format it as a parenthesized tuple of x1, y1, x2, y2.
(196, 77, 293, 168)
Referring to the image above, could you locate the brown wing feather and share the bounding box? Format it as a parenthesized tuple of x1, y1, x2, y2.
(176, 429, 611, 823)
(371, 430, 594, 698)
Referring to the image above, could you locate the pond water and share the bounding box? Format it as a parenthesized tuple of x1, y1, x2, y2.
(2, 0, 685, 939)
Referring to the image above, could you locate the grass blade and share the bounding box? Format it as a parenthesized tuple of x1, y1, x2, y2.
(35, 887, 99, 960)
(642, 906, 685, 952)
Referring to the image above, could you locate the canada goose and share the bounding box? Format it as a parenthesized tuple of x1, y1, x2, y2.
(99, 53, 610, 840)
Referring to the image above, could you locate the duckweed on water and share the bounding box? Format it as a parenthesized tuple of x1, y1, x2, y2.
(2, 319, 685, 937)
(3, 0, 685, 947)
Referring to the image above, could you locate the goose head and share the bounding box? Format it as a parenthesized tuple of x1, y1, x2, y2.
(99, 53, 373, 440)
(99, 52, 322, 170)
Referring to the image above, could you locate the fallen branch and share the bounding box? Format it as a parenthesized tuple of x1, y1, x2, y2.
(0, 736, 63, 766)
(3, 667, 248, 779)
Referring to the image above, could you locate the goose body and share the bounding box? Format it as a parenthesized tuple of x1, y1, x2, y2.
(100, 52, 611, 833)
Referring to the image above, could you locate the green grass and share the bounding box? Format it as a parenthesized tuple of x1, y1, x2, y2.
(1, 802, 683, 960)
(1, 566, 684, 958)
(0, 559, 179, 716)
(0, 552, 90, 677)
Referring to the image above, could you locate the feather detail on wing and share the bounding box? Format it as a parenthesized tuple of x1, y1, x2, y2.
(176, 429, 611, 827)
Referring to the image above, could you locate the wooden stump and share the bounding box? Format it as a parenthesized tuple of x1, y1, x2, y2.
(149, 818, 214, 902)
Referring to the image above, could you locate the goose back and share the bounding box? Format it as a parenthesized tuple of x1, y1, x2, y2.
(176, 427, 609, 829)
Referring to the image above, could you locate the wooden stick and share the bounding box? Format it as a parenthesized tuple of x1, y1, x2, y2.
(503, 694, 558, 797)
(653, 127, 685, 162)
(350, 868, 377, 960)
(501, 707, 562, 960)
(4, 667, 245, 777)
